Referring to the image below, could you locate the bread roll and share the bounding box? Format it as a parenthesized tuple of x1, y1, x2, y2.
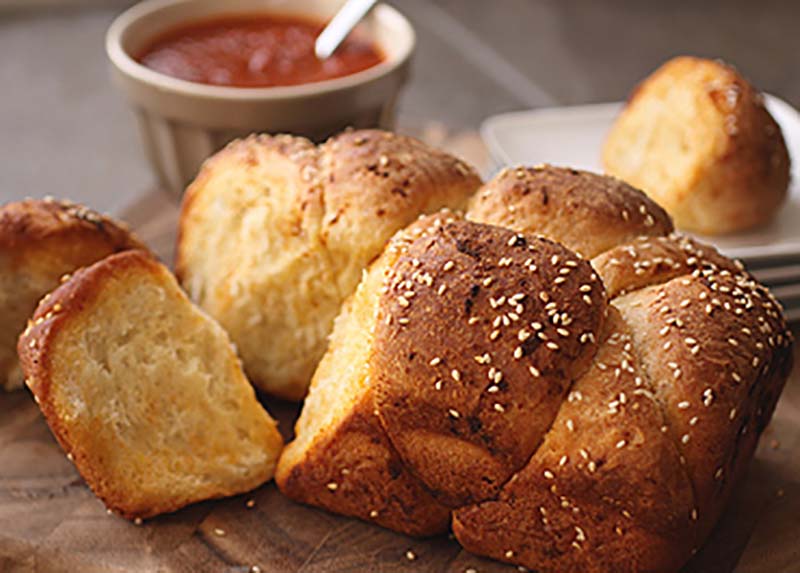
(602, 56, 791, 235)
(176, 129, 481, 399)
(0, 199, 144, 391)
(277, 167, 792, 573)
(18, 250, 283, 520)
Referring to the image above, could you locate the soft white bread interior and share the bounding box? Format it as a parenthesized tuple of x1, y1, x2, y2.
(602, 56, 791, 235)
(18, 250, 283, 520)
(0, 199, 144, 391)
(176, 129, 482, 400)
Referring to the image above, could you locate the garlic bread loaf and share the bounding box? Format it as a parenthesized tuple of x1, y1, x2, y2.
(278, 166, 792, 573)
(0, 199, 144, 391)
(602, 56, 791, 235)
(18, 250, 283, 520)
(176, 129, 481, 399)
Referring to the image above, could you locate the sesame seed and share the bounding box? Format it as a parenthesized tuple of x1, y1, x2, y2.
(429, 357, 441, 366)
(529, 366, 541, 377)
(443, 260, 455, 271)
(566, 419, 575, 431)
(448, 409, 460, 419)
(513, 347, 523, 359)
(245, 499, 256, 509)
(681, 434, 690, 444)
(487, 385, 500, 393)
(327, 482, 338, 491)
(134, 517, 143, 525)
(406, 550, 416, 561)
(678, 401, 690, 409)
(213, 527, 226, 537)
(616, 439, 627, 449)
(494, 403, 506, 413)
(505, 550, 515, 558)
(370, 510, 379, 518)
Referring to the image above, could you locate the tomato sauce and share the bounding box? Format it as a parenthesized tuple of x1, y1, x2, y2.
(137, 14, 385, 88)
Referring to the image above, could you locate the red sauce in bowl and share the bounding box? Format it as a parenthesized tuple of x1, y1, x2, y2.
(136, 14, 385, 88)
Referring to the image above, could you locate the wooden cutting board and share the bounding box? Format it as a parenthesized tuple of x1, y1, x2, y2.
(3, 147, 800, 572)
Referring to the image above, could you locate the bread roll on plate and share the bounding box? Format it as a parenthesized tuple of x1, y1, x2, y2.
(603, 56, 791, 235)
(277, 166, 793, 573)
(18, 250, 283, 520)
(177, 129, 481, 399)
(0, 199, 144, 391)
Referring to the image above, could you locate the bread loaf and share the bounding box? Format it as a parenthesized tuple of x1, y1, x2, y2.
(277, 166, 792, 572)
(0, 199, 144, 391)
(18, 250, 284, 519)
(602, 56, 791, 235)
(176, 129, 481, 399)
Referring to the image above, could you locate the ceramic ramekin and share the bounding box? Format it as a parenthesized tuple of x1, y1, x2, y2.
(106, 0, 415, 195)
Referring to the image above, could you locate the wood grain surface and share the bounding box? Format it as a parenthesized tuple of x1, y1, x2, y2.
(2, 185, 800, 573)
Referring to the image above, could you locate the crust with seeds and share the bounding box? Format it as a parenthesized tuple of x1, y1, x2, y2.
(278, 167, 792, 573)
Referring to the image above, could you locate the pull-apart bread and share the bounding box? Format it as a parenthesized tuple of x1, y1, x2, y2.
(277, 166, 792, 573)
(1, 199, 144, 391)
(603, 56, 791, 235)
(18, 250, 283, 520)
(176, 129, 481, 400)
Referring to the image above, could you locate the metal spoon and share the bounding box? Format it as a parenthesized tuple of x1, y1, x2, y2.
(315, 0, 379, 60)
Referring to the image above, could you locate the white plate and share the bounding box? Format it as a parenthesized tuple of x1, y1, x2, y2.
(481, 95, 800, 263)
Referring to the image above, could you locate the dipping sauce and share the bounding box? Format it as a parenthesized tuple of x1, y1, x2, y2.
(137, 14, 385, 88)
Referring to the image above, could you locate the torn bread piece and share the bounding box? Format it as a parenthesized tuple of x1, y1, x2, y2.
(18, 250, 283, 520)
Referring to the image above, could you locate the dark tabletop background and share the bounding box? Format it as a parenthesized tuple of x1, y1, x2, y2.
(1, 0, 798, 212)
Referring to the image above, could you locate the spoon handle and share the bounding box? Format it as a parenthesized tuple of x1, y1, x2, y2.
(315, 0, 379, 60)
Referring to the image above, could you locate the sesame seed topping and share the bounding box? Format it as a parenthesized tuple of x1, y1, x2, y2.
(448, 409, 460, 419)
(494, 403, 506, 413)
(430, 357, 441, 366)
(529, 366, 541, 377)
(405, 550, 416, 561)
(327, 482, 338, 491)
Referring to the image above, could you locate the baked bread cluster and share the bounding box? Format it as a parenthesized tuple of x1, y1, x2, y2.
(277, 166, 793, 573)
(176, 129, 481, 399)
(603, 56, 791, 235)
(0, 199, 144, 391)
(18, 250, 283, 519)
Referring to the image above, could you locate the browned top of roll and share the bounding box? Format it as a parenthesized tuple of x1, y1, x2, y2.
(467, 165, 673, 258)
(372, 219, 606, 507)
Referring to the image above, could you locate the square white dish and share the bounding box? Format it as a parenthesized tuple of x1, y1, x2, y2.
(481, 95, 800, 263)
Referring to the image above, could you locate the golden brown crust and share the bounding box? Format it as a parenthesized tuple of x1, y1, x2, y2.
(373, 220, 605, 507)
(0, 199, 145, 390)
(466, 165, 672, 258)
(0, 198, 144, 257)
(453, 308, 696, 573)
(602, 56, 791, 235)
(18, 250, 283, 519)
(277, 166, 793, 572)
(277, 407, 451, 536)
(276, 213, 460, 535)
(176, 129, 481, 400)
